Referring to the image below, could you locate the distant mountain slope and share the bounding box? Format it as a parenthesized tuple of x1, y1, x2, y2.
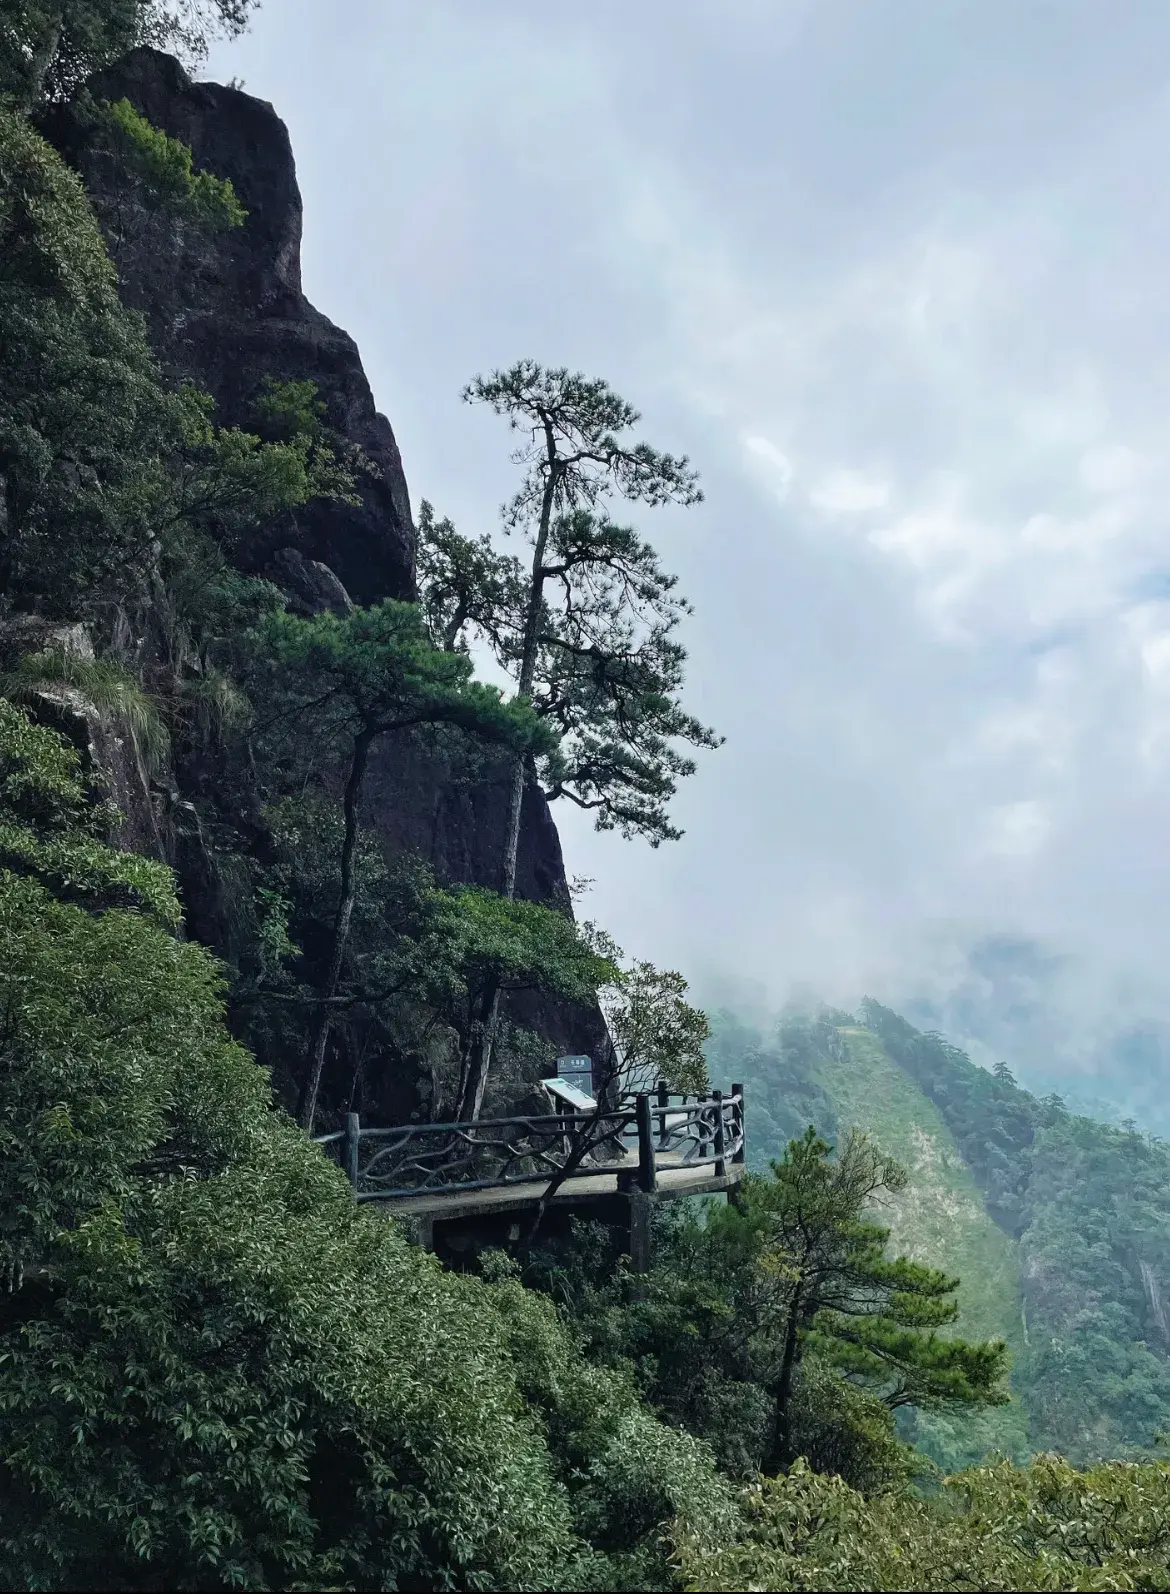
(862, 1000, 1170, 1459)
(709, 1001, 1170, 1464)
(898, 932, 1170, 1139)
(807, 1024, 1029, 1469)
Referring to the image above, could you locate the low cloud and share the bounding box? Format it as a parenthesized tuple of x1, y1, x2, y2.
(212, 0, 1170, 1102)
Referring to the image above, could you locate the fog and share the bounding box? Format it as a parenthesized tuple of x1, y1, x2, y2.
(209, 2, 1170, 1109)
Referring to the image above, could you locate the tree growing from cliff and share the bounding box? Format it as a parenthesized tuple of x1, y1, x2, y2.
(256, 601, 552, 1133)
(419, 362, 720, 1117)
(239, 806, 620, 1124)
(0, 0, 258, 105)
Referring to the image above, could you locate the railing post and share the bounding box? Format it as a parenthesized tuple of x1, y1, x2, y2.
(345, 1112, 360, 1192)
(636, 1093, 658, 1193)
(732, 1083, 746, 1165)
(713, 1089, 726, 1179)
(657, 1079, 669, 1149)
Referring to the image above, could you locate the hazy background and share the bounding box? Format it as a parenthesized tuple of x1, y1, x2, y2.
(209, 2, 1170, 1119)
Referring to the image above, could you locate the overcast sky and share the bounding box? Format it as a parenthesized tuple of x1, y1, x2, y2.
(209, 2, 1170, 1061)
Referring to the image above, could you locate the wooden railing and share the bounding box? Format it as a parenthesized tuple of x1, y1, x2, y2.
(313, 1084, 745, 1203)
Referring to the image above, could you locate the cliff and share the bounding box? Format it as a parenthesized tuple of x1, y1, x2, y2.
(43, 48, 604, 1114)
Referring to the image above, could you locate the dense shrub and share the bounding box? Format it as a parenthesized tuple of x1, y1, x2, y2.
(0, 703, 730, 1590)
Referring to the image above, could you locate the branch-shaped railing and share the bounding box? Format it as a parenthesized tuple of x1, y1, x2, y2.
(313, 1084, 745, 1203)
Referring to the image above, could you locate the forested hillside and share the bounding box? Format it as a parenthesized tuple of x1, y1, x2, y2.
(4, 4, 1170, 1588)
(709, 1000, 1170, 1464)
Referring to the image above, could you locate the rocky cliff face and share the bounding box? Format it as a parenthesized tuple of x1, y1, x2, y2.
(44, 48, 605, 1106)
(49, 47, 415, 607)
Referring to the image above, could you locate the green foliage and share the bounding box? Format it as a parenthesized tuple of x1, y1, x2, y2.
(0, 699, 732, 1590)
(465, 361, 703, 519)
(427, 361, 721, 848)
(0, 696, 177, 921)
(251, 602, 563, 1125)
(239, 795, 621, 1121)
(786, 1359, 923, 1498)
(417, 497, 521, 653)
(90, 96, 245, 227)
(1, 642, 170, 772)
(252, 376, 328, 437)
(673, 1454, 1170, 1592)
(862, 999, 1043, 1234)
(0, 692, 108, 832)
(602, 961, 711, 1096)
(437, 886, 618, 1009)
(730, 1130, 1008, 1463)
(0, 0, 257, 105)
(706, 1007, 839, 1166)
(0, 107, 356, 616)
(550, 1134, 1005, 1493)
(166, 383, 360, 550)
(477, 1260, 739, 1588)
(1017, 1113, 1170, 1461)
(0, 104, 170, 612)
(257, 600, 554, 752)
(246, 375, 374, 504)
(863, 1001, 1170, 1461)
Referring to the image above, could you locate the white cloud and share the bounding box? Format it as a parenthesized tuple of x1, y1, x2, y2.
(211, 0, 1170, 1060)
(809, 470, 891, 515)
(980, 800, 1050, 859)
(1080, 444, 1140, 495)
(741, 434, 794, 499)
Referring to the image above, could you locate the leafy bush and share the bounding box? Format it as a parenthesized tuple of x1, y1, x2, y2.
(90, 97, 246, 227)
(0, 701, 730, 1590)
(673, 1453, 1170, 1592)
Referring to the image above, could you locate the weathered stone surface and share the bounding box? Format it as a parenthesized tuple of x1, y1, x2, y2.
(41, 48, 607, 1101)
(268, 547, 353, 617)
(0, 616, 163, 860)
(48, 47, 414, 607)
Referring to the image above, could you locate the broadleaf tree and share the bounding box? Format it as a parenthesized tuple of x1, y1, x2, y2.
(525, 959, 711, 1241)
(0, 0, 257, 106)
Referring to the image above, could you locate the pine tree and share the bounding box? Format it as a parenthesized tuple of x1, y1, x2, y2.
(256, 601, 551, 1132)
(710, 1127, 1010, 1471)
(419, 362, 720, 1117)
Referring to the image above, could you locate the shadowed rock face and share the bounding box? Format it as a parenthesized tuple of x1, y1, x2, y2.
(44, 49, 607, 1107)
(48, 46, 414, 606)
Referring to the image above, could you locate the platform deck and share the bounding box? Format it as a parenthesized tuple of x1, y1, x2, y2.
(372, 1151, 744, 1222)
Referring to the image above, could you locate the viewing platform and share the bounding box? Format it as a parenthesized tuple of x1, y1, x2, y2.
(314, 1084, 746, 1267)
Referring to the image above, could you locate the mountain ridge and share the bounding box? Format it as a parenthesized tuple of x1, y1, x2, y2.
(709, 999, 1170, 1463)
